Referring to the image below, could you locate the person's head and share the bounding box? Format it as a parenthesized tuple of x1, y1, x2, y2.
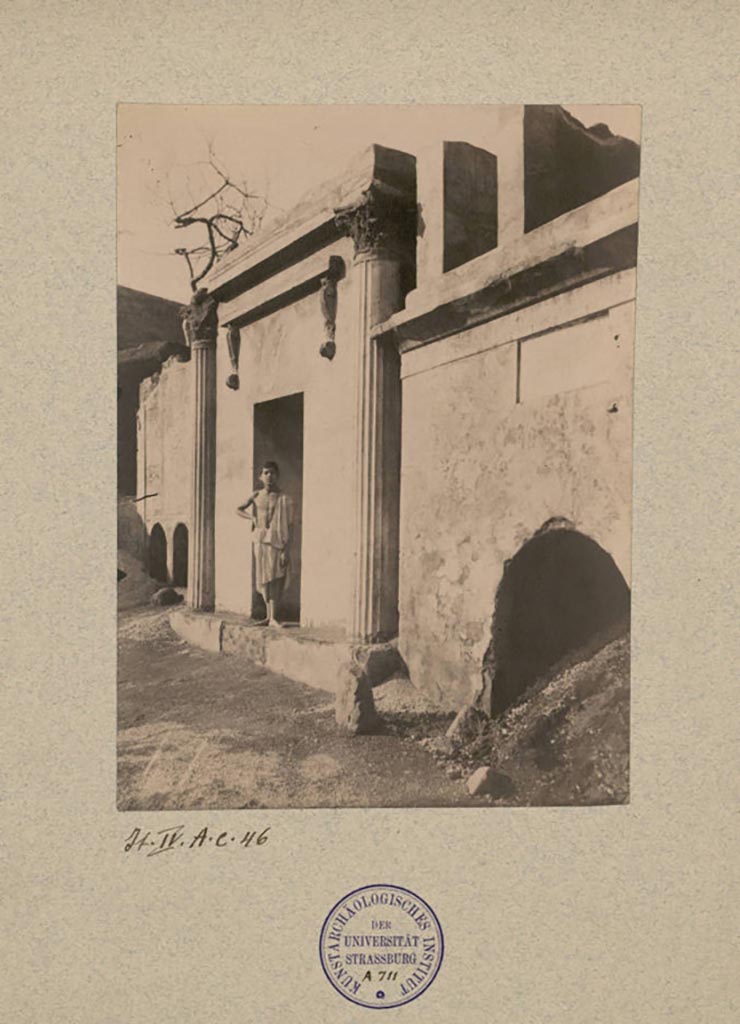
(259, 461, 280, 490)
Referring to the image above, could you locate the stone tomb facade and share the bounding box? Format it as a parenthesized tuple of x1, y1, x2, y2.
(137, 106, 639, 716)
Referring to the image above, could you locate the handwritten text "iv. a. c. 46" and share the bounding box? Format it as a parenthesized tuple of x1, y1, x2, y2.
(124, 825, 271, 857)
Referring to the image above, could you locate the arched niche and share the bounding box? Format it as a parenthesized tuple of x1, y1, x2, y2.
(148, 523, 168, 584)
(482, 521, 630, 716)
(172, 523, 188, 588)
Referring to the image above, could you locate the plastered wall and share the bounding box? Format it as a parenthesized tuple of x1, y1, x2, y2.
(137, 357, 194, 578)
(398, 278, 635, 708)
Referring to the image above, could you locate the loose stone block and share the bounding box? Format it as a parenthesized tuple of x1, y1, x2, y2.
(335, 664, 382, 736)
(466, 766, 516, 799)
(351, 641, 408, 688)
(466, 766, 496, 795)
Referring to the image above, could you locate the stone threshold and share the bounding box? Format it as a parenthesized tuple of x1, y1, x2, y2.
(169, 608, 407, 696)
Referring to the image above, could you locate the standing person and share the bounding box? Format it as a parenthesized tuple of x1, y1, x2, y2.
(236, 461, 293, 626)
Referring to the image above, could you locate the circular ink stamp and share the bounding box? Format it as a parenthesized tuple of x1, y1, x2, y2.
(319, 884, 444, 1010)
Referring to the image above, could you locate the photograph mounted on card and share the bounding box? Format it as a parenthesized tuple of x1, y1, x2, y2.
(117, 103, 641, 811)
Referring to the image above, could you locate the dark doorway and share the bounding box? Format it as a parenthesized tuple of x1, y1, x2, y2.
(484, 526, 630, 716)
(148, 523, 168, 584)
(252, 392, 304, 623)
(172, 523, 188, 587)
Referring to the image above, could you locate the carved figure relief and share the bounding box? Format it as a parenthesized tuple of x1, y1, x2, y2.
(225, 323, 241, 389)
(319, 276, 338, 360)
(318, 255, 345, 360)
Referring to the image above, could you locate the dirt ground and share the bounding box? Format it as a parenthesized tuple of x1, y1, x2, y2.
(117, 607, 479, 810)
(431, 631, 631, 806)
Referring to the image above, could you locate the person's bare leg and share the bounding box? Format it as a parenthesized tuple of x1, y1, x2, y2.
(253, 587, 269, 625)
(268, 580, 286, 627)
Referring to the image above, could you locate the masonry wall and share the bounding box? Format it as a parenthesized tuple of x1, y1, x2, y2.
(214, 237, 359, 631)
(137, 357, 194, 579)
(397, 272, 635, 708)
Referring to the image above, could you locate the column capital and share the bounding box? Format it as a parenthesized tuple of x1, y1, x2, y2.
(191, 336, 217, 351)
(181, 287, 219, 348)
(334, 184, 416, 261)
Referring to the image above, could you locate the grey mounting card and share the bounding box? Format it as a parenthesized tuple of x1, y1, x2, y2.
(4, 4, 738, 1022)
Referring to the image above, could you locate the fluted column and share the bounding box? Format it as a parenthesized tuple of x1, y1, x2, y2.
(335, 185, 415, 642)
(183, 289, 219, 611)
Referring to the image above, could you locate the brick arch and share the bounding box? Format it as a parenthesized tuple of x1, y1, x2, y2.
(482, 521, 630, 716)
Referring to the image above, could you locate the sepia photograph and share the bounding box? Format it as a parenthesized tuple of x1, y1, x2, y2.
(117, 103, 641, 810)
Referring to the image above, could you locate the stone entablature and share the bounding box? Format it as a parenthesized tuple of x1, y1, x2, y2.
(379, 178, 639, 350)
(205, 145, 417, 302)
(395, 269, 636, 383)
(216, 251, 346, 333)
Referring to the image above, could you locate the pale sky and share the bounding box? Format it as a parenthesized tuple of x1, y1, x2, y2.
(118, 104, 641, 304)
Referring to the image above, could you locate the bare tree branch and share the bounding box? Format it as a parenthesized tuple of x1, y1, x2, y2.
(176, 181, 229, 221)
(167, 147, 267, 292)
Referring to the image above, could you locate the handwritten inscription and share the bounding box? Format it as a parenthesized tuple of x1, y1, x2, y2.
(124, 824, 270, 857)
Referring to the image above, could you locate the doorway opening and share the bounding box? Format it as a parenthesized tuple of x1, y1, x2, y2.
(483, 523, 630, 716)
(252, 392, 304, 624)
(148, 523, 168, 583)
(172, 523, 188, 587)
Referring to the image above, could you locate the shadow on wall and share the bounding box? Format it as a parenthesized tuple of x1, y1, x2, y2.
(482, 520, 630, 716)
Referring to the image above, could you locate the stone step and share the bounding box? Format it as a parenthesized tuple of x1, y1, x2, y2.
(169, 608, 406, 695)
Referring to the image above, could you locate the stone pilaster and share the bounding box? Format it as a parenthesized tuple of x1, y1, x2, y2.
(183, 289, 219, 611)
(188, 335, 217, 610)
(335, 186, 414, 642)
